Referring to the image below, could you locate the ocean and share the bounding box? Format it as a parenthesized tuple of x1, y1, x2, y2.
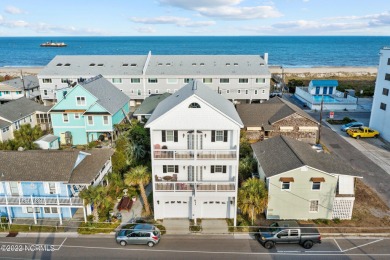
(0, 36, 389, 67)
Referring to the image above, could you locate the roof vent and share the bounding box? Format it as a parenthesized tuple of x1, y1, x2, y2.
(200, 63, 205, 66)
(64, 63, 70, 66)
(226, 63, 230, 66)
(123, 63, 129, 66)
(158, 63, 163, 66)
(56, 63, 62, 66)
(234, 63, 238, 66)
(98, 64, 103, 66)
(131, 63, 137, 67)
(192, 63, 196, 66)
(166, 63, 171, 66)
(89, 63, 95, 66)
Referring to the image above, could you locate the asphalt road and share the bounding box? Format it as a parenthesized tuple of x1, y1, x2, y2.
(0, 235, 389, 260)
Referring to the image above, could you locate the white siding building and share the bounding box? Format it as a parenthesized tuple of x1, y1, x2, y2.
(370, 47, 390, 142)
(37, 52, 271, 106)
(145, 80, 243, 225)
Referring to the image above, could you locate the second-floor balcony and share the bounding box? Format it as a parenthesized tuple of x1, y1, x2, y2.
(0, 195, 84, 207)
(155, 181, 236, 192)
(153, 149, 237, 160)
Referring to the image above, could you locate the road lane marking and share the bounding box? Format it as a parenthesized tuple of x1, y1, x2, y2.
(333, 238, 343, 252)
(54, 237, 67, 251)
(342, 239, 384, 252)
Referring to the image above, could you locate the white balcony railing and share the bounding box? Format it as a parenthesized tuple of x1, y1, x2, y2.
(0, 195, 84, 206)
(153, 149, 237, 160)
(155, 181, 236, 192)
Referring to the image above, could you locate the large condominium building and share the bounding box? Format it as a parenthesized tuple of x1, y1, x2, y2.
(38, 52, 271, 106)
(145, 80, 243, 225)
(370, 47, 390, 142)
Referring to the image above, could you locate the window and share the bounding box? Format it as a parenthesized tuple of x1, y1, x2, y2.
(239, 78, 249, 83)
(256, 78, 266, 84)
(9, 182, 19, 196)
(380, 102, 387, 111)
(2, 126, 9, 133)
(64, 63, 70, 66)
(385, 73, 390, 81)
(52, 207, 58, 213)
(103, 116, 109, 125)
(211, 165, 227, 173)
(27, 207, 40, 213)
(98, 64, 104, 67)
(188, 102, 201, 108)
(42, 79, 52, 83)
(63, 113, 69, 123)
(74, 113, 80, 119)
(166, 130, 174, 141)
(167, 78, 178, 84)
(290, 230, 299, 237)
(203, 78, 212, 84)
(278, 230, 288, 237)
(282, 182, 290, 190)
(61, 78, 69, 83)
(225, 63, 230, 66)
(237, 89, 241, 94)
(216, 130, 224, 141)
(245, 89, 249, 95)
(112, 78, 122, 84)
(87, 116, 93, 125)
(312, 182, 321, 190)
(130, 63, 137, 67)
(262, 89, 265, 94)
(16, 91, 22, 95)
(44, 207, 58, 214)
(44, 90, 48, 96)
(254, 90, 258, 95)
(76, 96, 86, 106)
(226, 89, 230, 94)
(155, 89, 159, 94)
(184, 78, 193, 83)
(56, 63, 62, 66)
(383, 88, 389, 96)
(220, 78, 229, 83)
(137, 89, 142, 96)
(131, 78, 140, 83)
(148, 78, 158, 83)
(163, 165, 179, 173)
(48, 183, 56, 194)
(122, 63, 128, 66)
(200, 63, 205, 66)
(388, 58, 390, 65)
(309, 200, 319, 212)
(148, 89, 151, 95)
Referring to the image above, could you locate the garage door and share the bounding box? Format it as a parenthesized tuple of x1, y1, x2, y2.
(163, 200, 190, 218)
(201, 200, 229, 218)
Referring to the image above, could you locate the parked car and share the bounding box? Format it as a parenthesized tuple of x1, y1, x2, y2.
(341, 122, 364, 132)
(115, 224, 161, 247)
(257, 221, 321, 249)
(347, 126, 380, 139)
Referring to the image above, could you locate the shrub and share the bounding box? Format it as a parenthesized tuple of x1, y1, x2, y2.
(333, 218, 341, 224)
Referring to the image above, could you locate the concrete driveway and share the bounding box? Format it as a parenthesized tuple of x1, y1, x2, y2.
(201, 219, 229, 235)
(163, 219, 190, 235)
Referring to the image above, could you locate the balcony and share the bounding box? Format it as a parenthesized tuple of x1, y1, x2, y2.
(0, 195, 84, 206)
(153, 149, 237, 160)
(155, 181, 235, 192)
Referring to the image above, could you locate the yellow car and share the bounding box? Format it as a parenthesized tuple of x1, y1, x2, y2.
(347, 126, 380, 139)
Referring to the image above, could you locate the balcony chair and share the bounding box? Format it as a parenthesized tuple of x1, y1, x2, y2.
(154, 144, 161, 158)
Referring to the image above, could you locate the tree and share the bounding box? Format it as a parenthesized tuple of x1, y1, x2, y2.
(111, 135, 130, 174)
(13, 124, 43, 150)
(79, 185, 112, 222)
(124, 166, 151, 216)
(126, 120, 150, 166)
(239, 156, 256, 181)
(238, 178, 268, 225)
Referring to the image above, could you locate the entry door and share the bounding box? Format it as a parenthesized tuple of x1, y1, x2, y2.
(329, 87, 334, 94)
(196, 166, 203, 181)
(315, 87, 320, 94)
(188, 166, 194, 181)
(323, 87, 328, 95)
(187, 133, 203, 150)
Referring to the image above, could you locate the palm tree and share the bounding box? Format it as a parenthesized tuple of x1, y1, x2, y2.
(80, 185, 110, 222)
(13, 124, 43, 150)
(238, 178, 268, 225)
(124, 166, 151, 216)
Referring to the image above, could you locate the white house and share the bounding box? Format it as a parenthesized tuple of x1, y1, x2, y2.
(34, 134, 60, 150)
(370, 47, 390, 142)
(145, 80, 243, 225)
(0, 75, 40, 104)
(37, 52, 271, 106)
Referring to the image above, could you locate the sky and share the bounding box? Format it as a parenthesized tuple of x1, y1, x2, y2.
(0, 0, 390, 36)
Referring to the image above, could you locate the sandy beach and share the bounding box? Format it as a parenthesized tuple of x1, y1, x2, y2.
(0, 66, 377, 78)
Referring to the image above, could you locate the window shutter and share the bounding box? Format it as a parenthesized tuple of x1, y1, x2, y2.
(223, 130, 228, 142)
(223, 166, 227, 173)
(43, 183, 50, 194)
(162, 131, 166, 142)
(174, 130, 178, 142)
(175, 165, 179, 173)
(211, 131, 215, 142)
(211, 166, 215, 173)
(163, 165, 167, 173)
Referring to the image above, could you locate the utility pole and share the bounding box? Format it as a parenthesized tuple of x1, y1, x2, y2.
(317, 94, 324, 145)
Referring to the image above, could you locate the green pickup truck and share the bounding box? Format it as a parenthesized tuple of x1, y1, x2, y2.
(257, 221, 321, 249)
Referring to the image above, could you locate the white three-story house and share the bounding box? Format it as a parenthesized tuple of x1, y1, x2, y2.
(145, 80, 243, 225)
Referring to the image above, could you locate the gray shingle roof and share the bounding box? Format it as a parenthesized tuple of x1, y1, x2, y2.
(39, 55, 147, 77)
(133, 93, 171, 116)
(146, 80, 243, 127)
(236, 97, 318, 128)
(0, 75, 39, 90)
(0, 97, 51, 122)
(80, 75, 130, 115)
(146, 55, 270, 76)
(251, 136, 361, 177)
(0, 149, 113, 183)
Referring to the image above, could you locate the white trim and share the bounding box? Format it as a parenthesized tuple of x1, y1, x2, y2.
(54, 126, 85, 129)
(281, 181, 291, 191)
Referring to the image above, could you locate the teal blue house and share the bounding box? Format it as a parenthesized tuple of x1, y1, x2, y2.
(50, 75, 130, 145)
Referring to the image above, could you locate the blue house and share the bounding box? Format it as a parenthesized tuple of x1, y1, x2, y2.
(49, 75, 130, 145)
(0, 148, 113, 224)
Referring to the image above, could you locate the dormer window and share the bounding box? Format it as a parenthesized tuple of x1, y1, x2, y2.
(123, 63, 129, 66)
(234, 63, 238, 66)
(226, 63, 230, 66)
(188, 102, 201, 108)
(192, 63, 196, 66)
(131, 63, 137, 67)
(64, 63, 70, 66)
(56, 63, 62, 66)
(158, 63, 163, 66)
(89, 63, 95, 66)
(200, 63, 205, 66)
(98, 64, 104, 66)
(166, 63, 171, 66)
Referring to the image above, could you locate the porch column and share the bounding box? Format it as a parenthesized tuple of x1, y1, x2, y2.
(83, 207, 87, 223)
(31, 195, 37, 224)
(58, 207, 62, 225)
(69, 207, 72, 219)
(6, 206, 12, 224)
(233, 197, 237, 227)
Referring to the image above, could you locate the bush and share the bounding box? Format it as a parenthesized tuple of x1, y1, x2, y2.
(333, 218, 341, 224)
(313, 219, 330, 225)
(78, 222, 119, 234)
(189, 219, 202, 232)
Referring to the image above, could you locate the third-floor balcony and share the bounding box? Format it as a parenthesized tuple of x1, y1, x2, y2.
(155, 181, 236, 192)
(153, 149, 237, 160)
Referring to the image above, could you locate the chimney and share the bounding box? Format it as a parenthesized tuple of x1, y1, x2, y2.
(263, 53, 268, 65)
